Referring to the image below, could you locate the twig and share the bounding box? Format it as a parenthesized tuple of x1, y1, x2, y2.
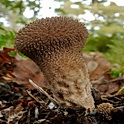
(35, 106, 39, 119)
(26, 90, 47, 110)
(108, 77, 124, 83)
(29, 79, 59, 107)
(27, 108, 30, 124)
(26, 90, 39, 103)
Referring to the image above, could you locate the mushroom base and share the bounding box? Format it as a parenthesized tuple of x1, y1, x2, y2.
(39, 52, 95, 110)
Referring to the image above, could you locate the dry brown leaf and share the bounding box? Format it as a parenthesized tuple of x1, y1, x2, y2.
(12, 59, 47, 89)
(84, 52, 111, 80)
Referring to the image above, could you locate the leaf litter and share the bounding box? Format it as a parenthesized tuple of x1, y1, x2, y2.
(0, 48, 124, 124)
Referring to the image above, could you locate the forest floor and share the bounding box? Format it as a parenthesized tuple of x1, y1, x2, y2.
(0, 48, 124, 124)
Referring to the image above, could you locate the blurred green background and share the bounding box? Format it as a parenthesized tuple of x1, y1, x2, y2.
(0, 0, 124, 68)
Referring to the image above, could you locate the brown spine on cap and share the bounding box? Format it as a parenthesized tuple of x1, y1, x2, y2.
(15, 17, 95, 110)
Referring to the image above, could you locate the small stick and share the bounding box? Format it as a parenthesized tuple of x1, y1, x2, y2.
(27, 109, 30, 124)
(26, 90, 39, 103)
(26, 90, 47, 109)
(29, 79, 59, 107)
(35, 106, 39, 119)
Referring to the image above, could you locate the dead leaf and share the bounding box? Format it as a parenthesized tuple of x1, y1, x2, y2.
(84, 52, 111, 80)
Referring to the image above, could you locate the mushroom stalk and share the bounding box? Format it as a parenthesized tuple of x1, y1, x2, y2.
(15, 17, 95, 110)
(41, 51, 95, 109)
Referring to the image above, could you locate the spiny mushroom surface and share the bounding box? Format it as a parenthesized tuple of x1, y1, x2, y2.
(97, 103, 114, 120)
(15, 17, 95, 110)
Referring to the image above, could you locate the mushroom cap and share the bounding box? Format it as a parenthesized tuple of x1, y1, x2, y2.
(15, 17, 88, 61)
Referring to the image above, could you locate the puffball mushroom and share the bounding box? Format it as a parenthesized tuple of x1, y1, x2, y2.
(15, 17, 95, 110)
